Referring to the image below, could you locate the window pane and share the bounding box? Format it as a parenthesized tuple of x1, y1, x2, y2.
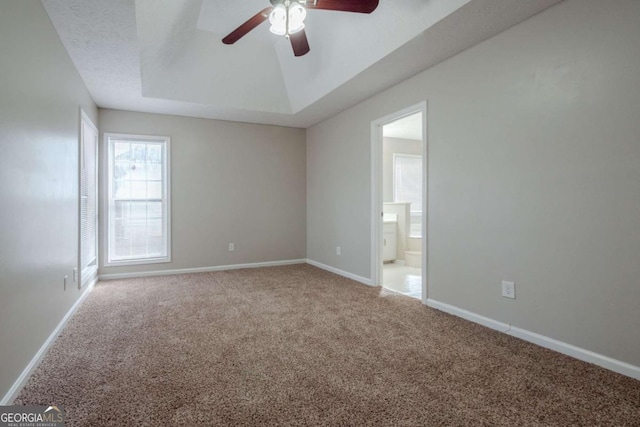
(146, 218, 165, 256)
(147, 201, 162, 219)
(114, 177, 131, 199)
(113, 219, 131, 257)
(131, 143, 147, 162)
(130, 181, 147, 199)
(135, 202, 149, 219)
(147, 163, 162, 181)
(147, 144, 162, 163)
(147, 181, 162, 199)
(129, 217, 149, 258)
(114, 141, 131, 159)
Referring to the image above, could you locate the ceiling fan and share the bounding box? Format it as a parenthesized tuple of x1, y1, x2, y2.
(222, 0, 379, 57)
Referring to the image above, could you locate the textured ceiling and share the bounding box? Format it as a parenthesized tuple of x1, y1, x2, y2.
(41, 0, 563, 127)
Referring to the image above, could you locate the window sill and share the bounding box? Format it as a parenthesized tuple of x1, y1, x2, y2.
(105, 256, 171, 268)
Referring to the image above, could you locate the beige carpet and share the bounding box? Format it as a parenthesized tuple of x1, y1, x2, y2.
(15, 265, 640, 426)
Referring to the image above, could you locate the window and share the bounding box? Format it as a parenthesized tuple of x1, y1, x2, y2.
(393, 154, 423, 238)
(80, 111, 98, 286)
(106, 133, 170, 265)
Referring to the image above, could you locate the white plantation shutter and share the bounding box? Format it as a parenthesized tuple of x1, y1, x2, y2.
(80, 115, 98, 278)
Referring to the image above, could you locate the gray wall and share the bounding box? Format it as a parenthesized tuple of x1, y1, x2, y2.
(98, 109, 306, 276)
(307, 0, 640, 367)
(0, 1, 98, 398)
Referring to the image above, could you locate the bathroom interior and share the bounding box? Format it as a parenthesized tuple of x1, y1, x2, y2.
(382, 112, 424, 299)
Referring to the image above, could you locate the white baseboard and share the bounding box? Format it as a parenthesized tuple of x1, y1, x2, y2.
(427, 299, 509, 332)
(99, 259, 307, 280)
(1, 277, 98, 405)
(306, 259, 372, 286)
(426, 298, 640, 381)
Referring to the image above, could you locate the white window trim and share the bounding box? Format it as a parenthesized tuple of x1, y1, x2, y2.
(104, 132, 171, 267)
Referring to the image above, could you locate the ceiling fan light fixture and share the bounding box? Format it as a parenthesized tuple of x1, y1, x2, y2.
(269, 1, 306, 36)
(269, 4, 287, 36)
(288, 2, 307, 34)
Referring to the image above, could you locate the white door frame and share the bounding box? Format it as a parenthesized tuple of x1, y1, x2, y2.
(371, 101, 428, 304)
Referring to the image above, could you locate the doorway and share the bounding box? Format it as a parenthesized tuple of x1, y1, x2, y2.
(371, 103, 427, 303)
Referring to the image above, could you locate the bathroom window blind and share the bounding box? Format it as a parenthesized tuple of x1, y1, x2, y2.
(393, 154, 422, 213)
(393, 153, 423, 238)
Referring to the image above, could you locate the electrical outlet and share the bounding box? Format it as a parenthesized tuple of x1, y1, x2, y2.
(336, 246, 341, 256)
(64, 275, 68, 291)
(501, 281, 515, 299)
(228, 243, 235, 252)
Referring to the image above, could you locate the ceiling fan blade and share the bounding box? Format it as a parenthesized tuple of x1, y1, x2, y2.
(222, 7, 273, 45)
(290, 29, 310, 56)
(305, 0, 379, 14)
